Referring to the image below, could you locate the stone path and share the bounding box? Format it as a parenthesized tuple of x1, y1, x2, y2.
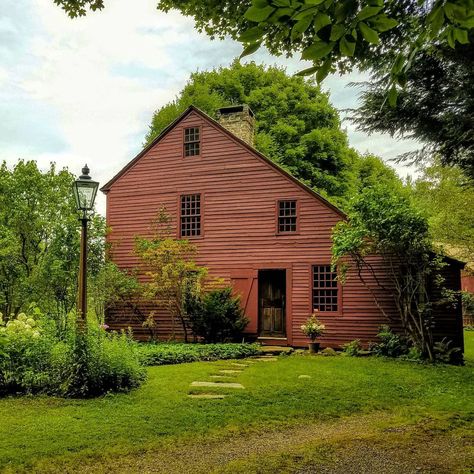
(190, 381, 245, 389)
(187, 353, 280, 399)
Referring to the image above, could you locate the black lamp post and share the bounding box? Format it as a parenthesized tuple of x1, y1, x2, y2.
(72, 165, 99, 327)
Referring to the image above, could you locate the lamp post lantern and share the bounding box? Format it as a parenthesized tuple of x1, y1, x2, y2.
(73, 165, 99, 327)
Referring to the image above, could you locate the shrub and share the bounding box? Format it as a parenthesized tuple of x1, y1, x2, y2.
(321, 347, 338, 357)
(300, 314, 325, 341)
(462, 291, 474, 315)
(433, 338, 463, 365)
(342, 339, 363, 356)
(66, 328, 146, 397)
(186, 287, 249, 343)
(371, 325, 410, 358)
(138, 342, 261, 366)
(0, 310, 146, 397)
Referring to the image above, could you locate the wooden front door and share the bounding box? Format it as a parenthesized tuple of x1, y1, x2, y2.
(258, 269, 286, 337)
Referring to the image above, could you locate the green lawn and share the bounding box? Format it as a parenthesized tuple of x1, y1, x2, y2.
(1, 332, 473, 473)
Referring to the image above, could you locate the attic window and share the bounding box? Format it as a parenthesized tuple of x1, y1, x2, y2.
(184, 127, 200, 157)
(180, 194, 201, 237)
(278, 200, 297, 233)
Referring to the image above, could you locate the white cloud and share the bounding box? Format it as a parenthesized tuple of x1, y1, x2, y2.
(1, 0, 420, 214)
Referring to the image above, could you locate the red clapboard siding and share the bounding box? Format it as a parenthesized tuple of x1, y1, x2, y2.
(103, 106, 464, 349)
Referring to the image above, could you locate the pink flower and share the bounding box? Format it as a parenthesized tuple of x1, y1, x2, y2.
(100, 323, 110, 330)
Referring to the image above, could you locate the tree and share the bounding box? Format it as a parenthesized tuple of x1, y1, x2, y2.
(52, 1, 473, 174)
(147, 61, 365, 203)
(134, 207, 207, 342)
(54, 1, 473, 94)
(332, 184, 447, 361)
(88, 262, 140, 323)
(352, 43, 474, 179)
(411, 159, 474, 264)
(353, 153, 404, 192)
(0, 160, 105, 327)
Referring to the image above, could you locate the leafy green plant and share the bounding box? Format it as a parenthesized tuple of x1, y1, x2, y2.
(332, 184, 450, 361)
(0, 310, 146, 397)
(135, 207, 208, 342)
(137, 342, 261, 366)
(342, 339, 363, 357)
(433, 338, 463, 365)
(185, 287, 249, 343)
(462, 291, 474, 315)
(371, 325, 410, 358)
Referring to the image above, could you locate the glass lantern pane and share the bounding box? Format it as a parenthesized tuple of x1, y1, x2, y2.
(73, 180, 99, 210)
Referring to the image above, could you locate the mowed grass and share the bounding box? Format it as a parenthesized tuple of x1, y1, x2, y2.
(0, 332, 473, 472)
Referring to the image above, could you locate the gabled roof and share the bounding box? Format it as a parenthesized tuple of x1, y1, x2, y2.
(101, 105, 346, 218)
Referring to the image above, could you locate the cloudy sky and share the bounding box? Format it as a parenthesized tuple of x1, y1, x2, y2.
(1, 0, 419, 214)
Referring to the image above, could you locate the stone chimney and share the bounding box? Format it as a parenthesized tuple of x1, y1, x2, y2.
(216, 104, 255, 147)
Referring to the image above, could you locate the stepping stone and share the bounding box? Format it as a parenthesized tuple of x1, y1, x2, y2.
(254, 357, 277, 362)
(231, 363, 249, 368)
(188, 394, 226, 399)
(209, 375, 233, 379)
(219, 370, 242, 374)
(298, 375, 312, 379)
(190, 381, 245, 389)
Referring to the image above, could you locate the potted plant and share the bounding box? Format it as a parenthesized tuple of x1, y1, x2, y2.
(301, 313, 325, 353)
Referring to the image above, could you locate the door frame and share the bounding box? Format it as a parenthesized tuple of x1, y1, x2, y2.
(256, 264, 293, 343)
(258, 269, 287, 337)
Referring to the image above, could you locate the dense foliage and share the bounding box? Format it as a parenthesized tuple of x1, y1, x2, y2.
(138, 341, 261, 365)
(332, 184, 448, 361)
(353, 43, 474, 179)
(53, 1, 473, 176)
(146, 62, 401, 204)
(0, 308, 145, 397)
(411, 159, 474, 263)
(370, 325, 410, 358)
(0, 161, 105, 329)
(185, 287, 249, 343)
(54, 1, 473, 94)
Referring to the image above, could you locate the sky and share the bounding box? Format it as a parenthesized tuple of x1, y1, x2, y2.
(1, 0, 419, 214)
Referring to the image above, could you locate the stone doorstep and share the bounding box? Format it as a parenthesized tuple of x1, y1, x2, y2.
(190, 381, 245, 389)
(187, 394, 227, 399)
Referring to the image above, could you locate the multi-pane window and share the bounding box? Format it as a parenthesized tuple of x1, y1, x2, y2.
(184, 127, 200, 157)
(312, 265, 338, 312)
(180, 194, 201, 237)
(278, 200, 297, 233)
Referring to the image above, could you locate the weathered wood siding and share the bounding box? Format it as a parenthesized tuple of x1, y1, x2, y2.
(104, 108, 463, 348)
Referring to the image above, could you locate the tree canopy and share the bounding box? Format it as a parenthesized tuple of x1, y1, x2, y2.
(0, 161, 105, 325)
(352, 42, 474, 179)
(146, 61, 402, 204)
(54, 1, 473, 92)
(411, 159, 474, 265)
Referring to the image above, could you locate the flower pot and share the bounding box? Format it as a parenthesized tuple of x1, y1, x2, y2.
(308, 342, 320, 354)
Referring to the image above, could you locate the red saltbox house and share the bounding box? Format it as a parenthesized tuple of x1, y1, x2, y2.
(101, 105, 464, 349)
